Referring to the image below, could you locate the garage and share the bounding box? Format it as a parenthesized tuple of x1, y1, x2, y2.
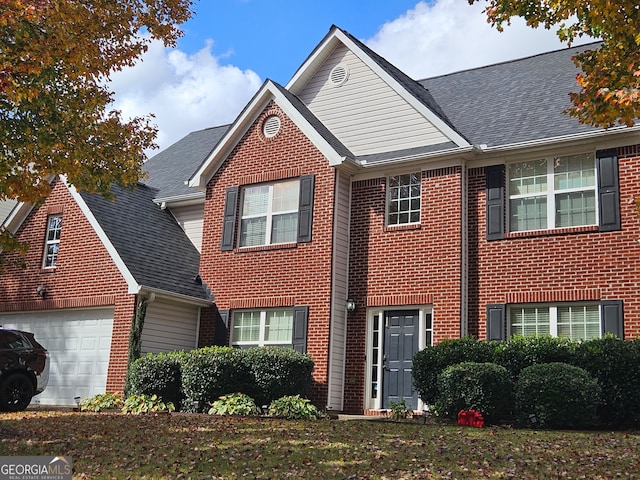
(0, 307, 114, 407)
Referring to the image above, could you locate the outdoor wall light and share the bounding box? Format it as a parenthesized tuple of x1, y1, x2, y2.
(346, 298, 357, 313)
(36, 285, 47, 298)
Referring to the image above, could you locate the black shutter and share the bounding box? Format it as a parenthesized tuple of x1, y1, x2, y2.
(485, 165, 505, 241)
(214, 309, 230, 346)
(596, 149, 621, 232)
(221, 187, 239, 251)
(601, 300, 624, 339)
(297, 175, 315, 243)
(292, 306, 309, 354)
(486, 304, 506, 341)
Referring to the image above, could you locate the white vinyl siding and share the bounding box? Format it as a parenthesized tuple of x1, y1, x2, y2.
(0, 199, 16, 224)
(327, 170, 350, 411)
(298, 44, 449, 156)
(170, 204, 204, 252)
(141, 299, 200, 354)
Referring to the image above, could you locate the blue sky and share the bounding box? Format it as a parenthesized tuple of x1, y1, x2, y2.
(110, 0, 588, 153)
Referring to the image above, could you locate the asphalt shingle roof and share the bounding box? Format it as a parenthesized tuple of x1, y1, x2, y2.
(81, 184, 210, 300)
(420, 43, 600, 148)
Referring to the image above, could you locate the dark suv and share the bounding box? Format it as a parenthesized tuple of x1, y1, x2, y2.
(0, 328, 50, 411)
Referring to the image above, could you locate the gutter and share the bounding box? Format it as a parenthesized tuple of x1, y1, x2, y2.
(135, 285, 213, 307)
(357, 145, 476, 168)
(153, 192, 205, 209)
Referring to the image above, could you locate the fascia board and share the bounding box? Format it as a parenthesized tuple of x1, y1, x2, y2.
(2, 202, 33, 234)
(189, 81, 346, 189)
(63, 177, 140, 294)
(139, 286, 213, 307)
(286, 27, 341, 93)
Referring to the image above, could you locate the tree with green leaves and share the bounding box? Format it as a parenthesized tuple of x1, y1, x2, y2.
(470, 0, 640, 128)
(1, 0, 193, 251)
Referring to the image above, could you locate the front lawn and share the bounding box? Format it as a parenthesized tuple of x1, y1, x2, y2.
(1, 411, 638, 479)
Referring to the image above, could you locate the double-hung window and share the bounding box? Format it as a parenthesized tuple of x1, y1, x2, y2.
(509, 303, 601, 341)
(240, 179, 299, 247)
(387, 172, 421, 226)
(508, 153, 596, 232)
(231, 309, 294, 348)
(42, 214, 62, 268)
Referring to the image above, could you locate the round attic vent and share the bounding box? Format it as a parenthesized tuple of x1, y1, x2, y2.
(330, 64, 349, 86)
(262, 115, 281, 138)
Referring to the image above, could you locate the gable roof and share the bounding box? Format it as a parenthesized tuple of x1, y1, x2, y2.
(77, 183, 210, 302)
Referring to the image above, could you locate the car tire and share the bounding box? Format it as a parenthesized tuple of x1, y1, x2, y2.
(0, 373, 35, 412)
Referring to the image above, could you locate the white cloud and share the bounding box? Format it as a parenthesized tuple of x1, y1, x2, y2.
(366, 0, 585, 80)
(108, 39, 262, 153)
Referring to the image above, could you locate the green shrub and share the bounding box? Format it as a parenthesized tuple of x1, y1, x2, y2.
(243, 347, 314, 406)
(122, 394, 175, 414)
(494, 336, 576, 382)
(208, 392, 260, 416)
(268, 395, 320, 420)
(181, 346, 250, 411)
(437, 362, 512, 424)
(515, 362, 601, 429)
(574, 337, 640, 427)
(127, 351, 185, 409)
(79, 392, 124, 412)
(413, 337, 496, 404)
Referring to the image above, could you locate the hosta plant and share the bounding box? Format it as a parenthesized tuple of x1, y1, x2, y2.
(79, 392, 124, 412)
(122, 394, 175, 415)
(208, 392, 260, 416)
(268, 395, 320, 420)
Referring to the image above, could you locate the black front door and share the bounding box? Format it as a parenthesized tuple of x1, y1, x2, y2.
(382, 310, 419, 410)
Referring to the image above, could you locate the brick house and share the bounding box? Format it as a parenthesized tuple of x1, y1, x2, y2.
(2, 26, 639, 413)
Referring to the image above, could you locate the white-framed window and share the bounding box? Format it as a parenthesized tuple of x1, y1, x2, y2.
(509, 303, 600, 341)
(508, 153, 596, 232)
(231, 309, 294, 348)
(239, 179, 299, 247)
(42, 214, 62, 268)
(387, 172, 421, 226)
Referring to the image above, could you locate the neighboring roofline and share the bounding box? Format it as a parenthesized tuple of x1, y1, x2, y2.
(2, 201, 33, 234)
(286, 25, 470, 149)
(188, 79, 352, 189)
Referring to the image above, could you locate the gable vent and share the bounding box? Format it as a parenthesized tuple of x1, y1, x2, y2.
(330, 64, 349, 86)
(262, 115, 281, 138)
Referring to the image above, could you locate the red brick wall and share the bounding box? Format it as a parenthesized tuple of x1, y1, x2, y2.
(346, 166, 463, 412)
(198, 103, 336, 408)
(469, 147, 640, 338)
(0, 178, 135, 392)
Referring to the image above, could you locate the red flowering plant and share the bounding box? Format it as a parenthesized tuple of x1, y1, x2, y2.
(457, 409, 485, 428)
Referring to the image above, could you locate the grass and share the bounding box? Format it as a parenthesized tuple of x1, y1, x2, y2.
(1, 410, 639, 479)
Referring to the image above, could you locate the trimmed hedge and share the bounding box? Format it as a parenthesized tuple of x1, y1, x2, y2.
(515, 362, 601, 429)
(413, 336, 640, 428)
(128, 346, 314, 412)
(437, 362, 512, 425)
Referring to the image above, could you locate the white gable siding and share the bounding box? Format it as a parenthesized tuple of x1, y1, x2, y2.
(327, 170, 350, 411)
(299, 44, 450, 157)
(141, 298, 200, 354)
(170, 204, 204, 252)
(0, 199, 17, 223)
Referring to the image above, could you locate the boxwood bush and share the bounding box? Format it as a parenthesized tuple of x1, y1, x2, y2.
(515, 362, 601, 429)
(127, 351, 185, 409)
(413, 337, 495, 404)
(437, 362, 513, 424)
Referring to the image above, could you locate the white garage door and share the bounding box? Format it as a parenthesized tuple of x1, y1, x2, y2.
(0, 308, 114, 407)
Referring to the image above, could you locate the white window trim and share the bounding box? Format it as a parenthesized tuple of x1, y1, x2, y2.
(386, 172, 422, 227)
(239, 180, 299, 247)
(364, 305, 433, 411)
(507, 302, 601, 340)
(507, 153, 598, 232)
(42, 214, 62, 269)
(231, 309, 294, 348)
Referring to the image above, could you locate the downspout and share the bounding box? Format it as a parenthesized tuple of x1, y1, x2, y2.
(460, 160, 469, 337)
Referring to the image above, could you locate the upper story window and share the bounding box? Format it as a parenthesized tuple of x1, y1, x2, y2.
(508, 153, 596, 232)
(240, 179, 299, 247)
(42, 214, 62, 268)
(387, 172, 421, 226)
(221, 175, 315, 251)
